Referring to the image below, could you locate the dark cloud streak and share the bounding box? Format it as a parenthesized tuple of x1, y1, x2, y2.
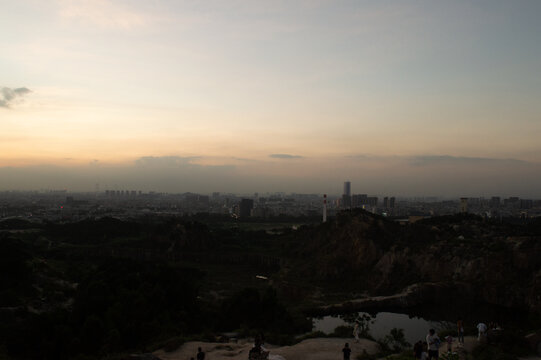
(0, 87, 31, 108)
(135, 156, 201, 167)
(410, 155, 528, 166)
(269, 154, 303, 159)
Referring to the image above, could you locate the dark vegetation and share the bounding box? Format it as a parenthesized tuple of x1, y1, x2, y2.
(0, 215, 312, 360)
(1, 211, 541, 359)
(465, 331, 532, 360)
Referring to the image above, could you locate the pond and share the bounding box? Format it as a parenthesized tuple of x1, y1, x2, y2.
(312, 312, 451, 344)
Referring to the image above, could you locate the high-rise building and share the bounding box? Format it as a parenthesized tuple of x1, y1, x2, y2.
(520, 199, 533, 210)
(383, 197, 389, 208)
(343, 181, 351, 196)
(342, 194, 351, 208)
(390, 197, 396, 209)
(352, 194, 368, 208)
(460, 198, 468, 213)
(323, 194, 327, 223)
(367, 196, 378, 206)
(342, 181, 351, 208)
(490, 196, 500, 208)
(239, 199, 254, 217)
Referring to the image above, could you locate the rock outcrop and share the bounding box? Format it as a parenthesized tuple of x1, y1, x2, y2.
(288, 211, 541, 315)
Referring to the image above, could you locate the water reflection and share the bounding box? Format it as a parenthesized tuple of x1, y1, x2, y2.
(313, 312, 451, 344)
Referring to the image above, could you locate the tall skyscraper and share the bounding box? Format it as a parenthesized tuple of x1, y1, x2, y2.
(342, 181, 351, 209)
(343, 181, 351, 196)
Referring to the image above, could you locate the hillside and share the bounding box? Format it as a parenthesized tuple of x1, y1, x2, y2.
(1, 212, 541, 359)
(282, 210, 541, 315)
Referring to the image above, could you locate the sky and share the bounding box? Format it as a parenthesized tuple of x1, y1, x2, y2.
(1, 0, 541, 196)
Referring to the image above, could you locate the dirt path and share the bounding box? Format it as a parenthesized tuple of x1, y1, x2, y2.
(154, 338, 380, 360)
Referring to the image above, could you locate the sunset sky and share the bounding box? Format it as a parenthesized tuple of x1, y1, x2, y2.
(1, 1, 541, 196)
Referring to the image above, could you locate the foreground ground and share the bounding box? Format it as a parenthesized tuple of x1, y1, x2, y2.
(155, 335, 541, 360)
(154, 338, 380, 360)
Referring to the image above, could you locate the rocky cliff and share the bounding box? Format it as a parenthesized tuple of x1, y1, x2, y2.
(287, 210, 541, 315)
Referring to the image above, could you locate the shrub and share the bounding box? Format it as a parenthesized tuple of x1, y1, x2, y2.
(469, 344, 517, 360)
(331, 325, 354, 338)
(382, 328, 410, 352)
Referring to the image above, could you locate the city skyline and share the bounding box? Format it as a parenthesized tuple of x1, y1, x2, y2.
(1, 1, 541, 195)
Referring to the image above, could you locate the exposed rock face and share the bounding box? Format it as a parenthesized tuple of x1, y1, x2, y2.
(290, 211, 541, 315)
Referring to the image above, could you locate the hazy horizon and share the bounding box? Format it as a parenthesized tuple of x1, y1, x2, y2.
(2, 1, 540, 196)
(0, 154, 540, 198)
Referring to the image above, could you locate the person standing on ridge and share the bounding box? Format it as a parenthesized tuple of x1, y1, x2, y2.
(353, 321, 360, 342)
(197, 347, 205, 360)
(426, 329, 440, 360)
(445, 335, 453, 353)
(413, 340, 423, 359)
(420, 342, 429, 360)
(477, 322, 487, 341)
(342, 342, 352, 360)
(457, 319, 464, 344)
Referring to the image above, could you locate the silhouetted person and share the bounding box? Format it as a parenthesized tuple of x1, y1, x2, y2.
(477, 322, 487, 341)
(457, 319, 464, 344)
(342, 342, 351, 360)
(445, 335, 453, 352)
(197, 347, 205, 360)
(353, 321, 360, 342)
(413, 340, 423, 359)
(426, 329, 440, 360)
(420, 342, 429, 360)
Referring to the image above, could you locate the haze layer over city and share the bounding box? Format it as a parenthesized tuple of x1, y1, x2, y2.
(2, 1, 541, 197)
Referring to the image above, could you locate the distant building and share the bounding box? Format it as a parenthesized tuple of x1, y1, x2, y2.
(383, 197, 389, 209)
(343, 181, 351, 196)
(490, 196, 500, 208)
(352, 194, 367, 208)
(520, 199, 533, 209)
(460, 198, 468, 213)
(323, 194, 327, 223)
(504, 197, 520, 207)
(239, 198, 254, 217)
(199, 195, 210, 205)
(342, 181, 351, 208)
(367, 196, 378, 207)
(342, 194, 351, 209)
(390, 197, 396, 209)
